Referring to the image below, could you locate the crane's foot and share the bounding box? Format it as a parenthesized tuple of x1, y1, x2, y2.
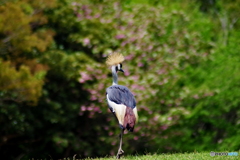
(116, 149, 124, 159)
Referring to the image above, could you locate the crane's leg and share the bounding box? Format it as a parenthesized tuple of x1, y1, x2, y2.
(116, 129, 124, 159)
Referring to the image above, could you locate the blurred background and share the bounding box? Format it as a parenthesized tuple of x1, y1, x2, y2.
(0, 0, 240, 159)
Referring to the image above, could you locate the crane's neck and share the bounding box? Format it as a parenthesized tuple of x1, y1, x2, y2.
(112, 65, 118, 85)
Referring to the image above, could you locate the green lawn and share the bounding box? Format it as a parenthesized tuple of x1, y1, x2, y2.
(81, 152, 239, 160)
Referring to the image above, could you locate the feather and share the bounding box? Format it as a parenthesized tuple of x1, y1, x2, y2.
(106, 85, 136, 109)
(123, 106, 136, 132)
(107, 94, 126, 125)
(106, 53, 125, 66)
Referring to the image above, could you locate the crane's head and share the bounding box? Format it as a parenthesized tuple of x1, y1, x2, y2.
(106, 53, 125, 73)
(116, 63, 124, 73)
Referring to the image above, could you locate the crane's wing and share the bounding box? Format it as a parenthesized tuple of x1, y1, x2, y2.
(106, 85, 136, 109)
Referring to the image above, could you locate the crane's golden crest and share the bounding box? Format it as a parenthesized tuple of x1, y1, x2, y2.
(106, 53, 125, 66)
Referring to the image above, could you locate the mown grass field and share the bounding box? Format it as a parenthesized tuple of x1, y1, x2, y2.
(56, 151, 240, 160)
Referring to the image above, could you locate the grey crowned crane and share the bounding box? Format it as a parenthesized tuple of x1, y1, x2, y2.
(106, 53, 138, 159)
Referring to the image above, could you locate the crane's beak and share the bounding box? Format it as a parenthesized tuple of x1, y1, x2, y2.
(119, 69, 124, 73)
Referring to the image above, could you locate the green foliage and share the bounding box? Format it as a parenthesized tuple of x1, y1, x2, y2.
(0, 59, 45, 104)
(0, 0, 240, 159)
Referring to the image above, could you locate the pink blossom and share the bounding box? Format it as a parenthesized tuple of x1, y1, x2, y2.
(131, 84, 139, 89)
(132, 75, 139, 80)
(158, 82, 163, 85)
(142, 106, 149, 111)
(161, 125, 168, 130)
(204, 93, 208, 97)
(168, 117, 172, 121)
(119, 26, 126, 30)
(98, 83, 104, 90)
(81, 106, 86, 111)
(94, 107, 100, 112)
(96, 70, 102, 74)
(134, 126, 141, 132)
(148, 45, 153, 50)
(106, 19, 112, 23)
(154, 115, 159, 121)
(86, 66, 94, 71)
(141, 53, 146, 57)
(139, 86, 145, 90)
(87, 107, 93, 111)
(104, 126, 109, 130)
(134, 136, 138, 140)
(94, 14, 100, 18)
(193, 94, 199, 99)
(130, 37, 135, 42)
(125, 54, 134, 60)
(141, 133, 145, 136)
(157, 69, 165, 75)
(148, 58, 154, 61)
(72, 2, 77, 6)
(110, 150, 114, 155)
(83, 38, 90, 46)
(138, 62, 144, 67)
(151, 90, 156, 95)
(90, 95, 97, 101)
(86, 15, 92, 19)
(97, 98, 102, 103)
(109, 132, 113, 136)
(124, 69, 130, 76)
(121, 41, 128, 47)
(79, 79, 84, 83)
(115, 34, 125, 39)
(81, 5, 87, 10)
(111, 141, 116, 146)
(79, 72, 92, 83)
(89, 90, 97, 94)
(102, 74, 107, 79)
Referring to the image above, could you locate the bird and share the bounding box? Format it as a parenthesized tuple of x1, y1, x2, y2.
(105, 53, 138, 159)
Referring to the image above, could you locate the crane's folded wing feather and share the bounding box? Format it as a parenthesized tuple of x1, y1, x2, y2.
(106, 85, 136, 109)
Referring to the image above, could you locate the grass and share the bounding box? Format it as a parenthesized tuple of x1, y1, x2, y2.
(27, 152, 240, 160)
(81, 152, 240, 160)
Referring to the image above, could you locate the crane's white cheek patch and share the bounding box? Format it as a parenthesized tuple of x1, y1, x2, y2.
(107, 94, 126, 125)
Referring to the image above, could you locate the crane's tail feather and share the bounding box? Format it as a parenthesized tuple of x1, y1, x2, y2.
(123, 107, 137, 132)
